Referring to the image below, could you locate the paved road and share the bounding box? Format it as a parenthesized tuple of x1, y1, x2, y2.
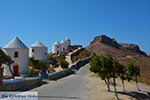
(30, 64, 90, 100)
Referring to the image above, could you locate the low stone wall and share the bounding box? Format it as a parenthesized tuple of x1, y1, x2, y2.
(48, 55, 91, 80)
(70, 48, 83, 58)
(74, 55, 92, 70)
(48, 68, 74, 80)
(0, 77, 42, 91)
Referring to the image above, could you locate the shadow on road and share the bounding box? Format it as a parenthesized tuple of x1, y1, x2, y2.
(38, 95, 79, 99)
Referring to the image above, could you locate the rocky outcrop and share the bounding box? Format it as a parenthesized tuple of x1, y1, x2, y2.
(87, 35, 147, 56)
(91, 35, 120, 49)
(120, 43, 147, 56)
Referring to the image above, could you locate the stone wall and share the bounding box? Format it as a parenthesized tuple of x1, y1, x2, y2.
(48, 55, 91, 80)
(0, 77, 42, 91)
(48, 68, 74, 80)
(74, 55, 91, 70)
(70, 48, 83, 57)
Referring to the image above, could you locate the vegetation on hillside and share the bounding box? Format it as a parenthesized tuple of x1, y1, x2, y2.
(71, 48, 91, 63)
(119, 56, 150, 84)
(58, 59, 69, 69)
(86, 35, 150, 84)
(67, 45, 82, 52)
(28, 57, 48, 77)
(89, 54, 141, 100)
(48, 54, 69, 69)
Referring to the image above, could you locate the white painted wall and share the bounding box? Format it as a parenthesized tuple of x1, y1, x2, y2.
(2, 48, 29, 75)
(61, 40, 67, 52)
(65, 38, 71, 47)
(52, 42, 62, 54)
(52, 38, 71, 54)
(29, 47, 48, 61)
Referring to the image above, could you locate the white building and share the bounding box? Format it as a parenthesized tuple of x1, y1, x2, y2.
(52, 41, 62, 54)
(61, 40, 67, 52)
(65, 38, 71, 47)
(29, 41, 48, 62)
(52, 38, 71, 55)
(2, 37, 29, 75)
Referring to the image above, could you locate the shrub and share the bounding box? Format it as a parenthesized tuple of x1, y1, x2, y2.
(27, 69, 39, 77)
(47, 66, 56, 72)
(59, 59, 69, 69)
(29, 57, 48, 72)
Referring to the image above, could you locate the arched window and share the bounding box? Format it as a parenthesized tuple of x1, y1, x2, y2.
(32, 49, 34, 52)
(57, 45, 59, 48)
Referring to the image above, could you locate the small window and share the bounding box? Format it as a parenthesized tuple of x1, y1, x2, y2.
(32, 49, 34, 52)
(45, 52, 47, 55)
(57, 51, 59, 55)
(14, 51, 19, 58)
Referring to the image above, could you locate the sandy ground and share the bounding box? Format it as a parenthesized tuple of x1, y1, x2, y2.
(88, 73, 150, 100)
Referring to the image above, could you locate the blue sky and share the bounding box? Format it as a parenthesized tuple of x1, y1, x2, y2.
(0, 0, 149, 53)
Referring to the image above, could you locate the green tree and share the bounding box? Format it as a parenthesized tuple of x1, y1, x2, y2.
(127, 64, 140, 91)
(28, 57, 49, 77)
(59, 59, 69, 69)
(29, 57, 35, 66)
(90, 54, 112, 92)
(90, 54, 123, 100)
(29, 58, 48, 71)
(38, 60, 48, 71)
(27, 68, 39, 77)
(100, 55, 113, 92)
(112, 59, 122, 100)
(89, 54, 101, 73)
(118, 64, 127, 91)
(48, 54, 57, 65)
(0, 50, 14, 79)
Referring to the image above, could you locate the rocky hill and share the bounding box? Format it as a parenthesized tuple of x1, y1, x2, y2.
(91, 35, 120, 49)
(86, 35, 150, 84)
(86, 35, 147, 58)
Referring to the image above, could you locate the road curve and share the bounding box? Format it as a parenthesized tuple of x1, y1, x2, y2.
(30, 64, 90, 100)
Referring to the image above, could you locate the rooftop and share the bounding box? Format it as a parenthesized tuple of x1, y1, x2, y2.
(31, 41, 47, 48)
(3, 37, 28, 49)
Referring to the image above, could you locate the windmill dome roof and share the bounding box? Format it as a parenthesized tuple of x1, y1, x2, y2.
(53, 41, 61, 45)
(61, 40, 66, 44)
(31, 41, 47, 48)
(65, 38, 70, 41)
(3, 37, 28, 49)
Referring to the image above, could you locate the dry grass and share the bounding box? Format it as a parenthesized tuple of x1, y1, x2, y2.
(88, 73, 150, 100)
(119, 56, 150, 84)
